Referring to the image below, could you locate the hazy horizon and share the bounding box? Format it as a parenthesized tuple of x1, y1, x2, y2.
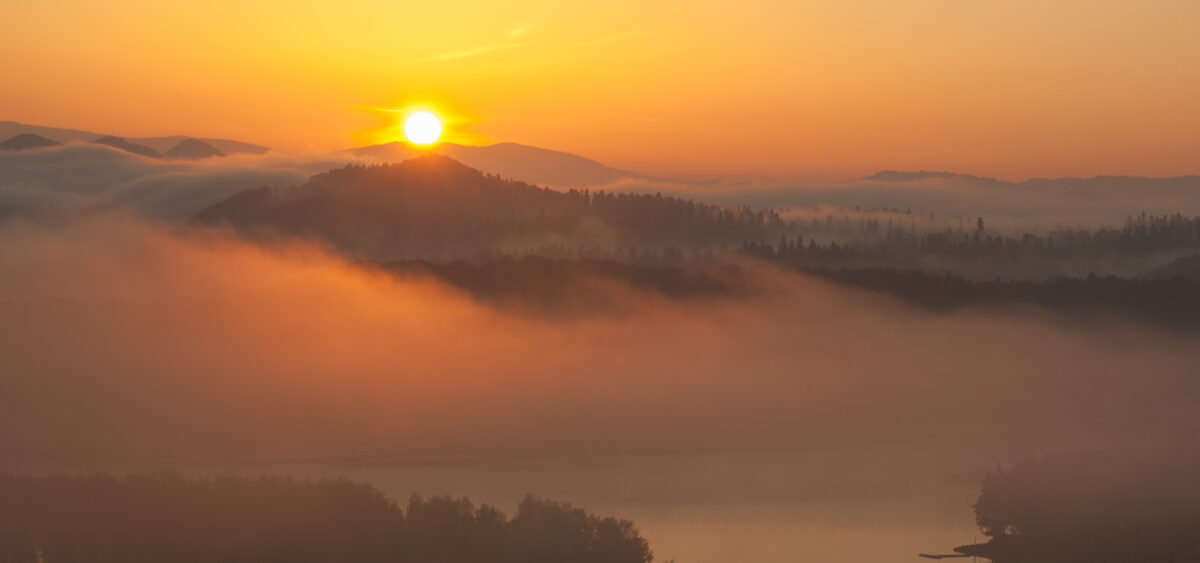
(8, 116, 1200, 185)
(6, 1, 1200, 180)
(3, 2, 1199, 562)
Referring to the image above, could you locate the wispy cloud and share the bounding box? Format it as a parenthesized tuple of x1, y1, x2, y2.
(425, 23, 533, 62)
(426, 43, 514, 62)
(507, 23, 531, 40)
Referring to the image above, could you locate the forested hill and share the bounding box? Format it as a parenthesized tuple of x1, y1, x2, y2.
(956, 451, 1200, 563)
(194, 155, 1200, 283)
(376, 255, 741, 315)
(193, 155, 781, 260)
(0, 472, 654, 563)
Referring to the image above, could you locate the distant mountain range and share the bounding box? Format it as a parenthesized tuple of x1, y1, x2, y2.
(93, 136, 161, 158)
(858, 170, 1008, 185)
(1, 131, 229, 162)
(163, 138, 225, 160)
(347, 141, 641, 187)
(0, 121, 269, 156)
(2, 120, 646, 187)
(857, 169, 1200, 189)
(7, 119, 1200, 216)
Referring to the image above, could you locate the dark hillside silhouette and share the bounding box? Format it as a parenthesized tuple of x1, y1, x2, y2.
(858, 169, 1200, 193)
(798, 267, 1200, 329)
(742, 212, 1200, 280)
(348, 141, 639, 187)
(0, 133, 60, 151)
(378, 255, 739, 314)
(859, 170, 1007, 185)
(193, 156, 1200, 280)
(194, 155, 778, 259)
(93, 136, 161, 158)
(164, 138, 225, 160)
(0, 473, 654, 563)
(138, 135, 267, 155)
(189, 153, 1200, 326)
(1153, 254, 1200, 279)
(0, 121, 269, 155)
(955, 451, 1200, 562)
(369, 252, 1200, 327)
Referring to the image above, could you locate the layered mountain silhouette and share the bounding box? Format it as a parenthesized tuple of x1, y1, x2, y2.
(858, 170, 1007, 185)
(93, 136, 161, 158)
(0, 121, 268, 155)
(164, 138, 224, 160)
(348, 141, 640, 187)
(857, 169, 1200, 192)
(1, 121, 641, 185)
(138, 135, 263, 155)
(194, 155, 774, 260)
(0, 133, 60, 151)
(1021, 174, 1200, 190)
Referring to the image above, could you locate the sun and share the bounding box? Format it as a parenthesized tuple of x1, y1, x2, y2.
(403, 111, 443, 145)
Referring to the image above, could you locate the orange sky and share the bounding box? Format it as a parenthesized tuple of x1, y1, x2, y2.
(3, 0, 1199, 180)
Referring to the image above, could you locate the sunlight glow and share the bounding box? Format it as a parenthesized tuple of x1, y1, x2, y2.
(404, 111, 443, 145)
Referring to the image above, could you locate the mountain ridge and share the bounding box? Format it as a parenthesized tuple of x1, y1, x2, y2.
(0, 120, 268, 156)
(164, 138, 225, 160)
(193, 154, 776, 260)
(347, 140, 642, 187)
(859, 169, 1200, 186)
(93, 136, 161, 158)
(0, 133, 61, 151)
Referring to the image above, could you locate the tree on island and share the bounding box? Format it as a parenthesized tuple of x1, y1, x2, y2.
(959, 451, 1200, 562)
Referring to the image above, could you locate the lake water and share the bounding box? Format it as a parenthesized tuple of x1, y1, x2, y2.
(203, 446, 990, 563)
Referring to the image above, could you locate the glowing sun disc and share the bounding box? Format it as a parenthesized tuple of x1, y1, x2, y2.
(404, 111, 443, 145)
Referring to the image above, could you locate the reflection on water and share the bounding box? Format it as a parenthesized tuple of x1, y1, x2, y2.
(186, 448, 986, 563)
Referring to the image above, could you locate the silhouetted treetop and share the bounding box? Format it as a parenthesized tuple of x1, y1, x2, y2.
(0, 472, 655, 563)
(193, 155, 780, 260)
(377, 255, 740, 315)
(958, 451, 1200, 562)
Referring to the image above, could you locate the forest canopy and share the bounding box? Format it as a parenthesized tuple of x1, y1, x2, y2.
(959, 451, 1200, 562)
(0, 472, 654, 563)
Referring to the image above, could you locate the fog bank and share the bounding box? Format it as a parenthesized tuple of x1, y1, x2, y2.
(1, 216, 1195, 467)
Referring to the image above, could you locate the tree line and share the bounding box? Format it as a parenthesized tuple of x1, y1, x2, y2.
(0, 472, 655, 563)
(958, 451, 1200, 562)
(194, 156, 779, 259)
(742, 213, 1200, 280)
(799, 267, 1200, 329)
(193, 156, 1200, 281)
(368, 255, 1200, 328)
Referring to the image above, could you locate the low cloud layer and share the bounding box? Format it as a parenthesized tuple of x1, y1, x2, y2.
(614, 174, 1200, 233)
(9, 143, 1200, 235)
(0, 144, 353, 220)
(1, 215, 1196, 468)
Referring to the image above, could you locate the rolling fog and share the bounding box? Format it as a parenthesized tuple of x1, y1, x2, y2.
(8, 143, 1200, 235)
(614, 173, 1200, 234)
(1, 214, 1197, 562)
